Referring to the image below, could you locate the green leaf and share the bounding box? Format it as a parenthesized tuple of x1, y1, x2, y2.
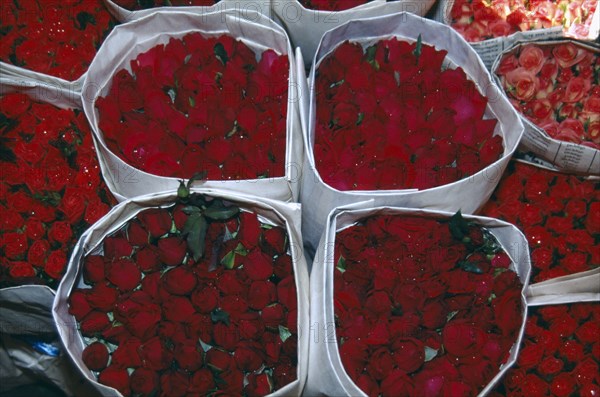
(493, 267, 507, 278)
(413, 34, 422, 63)
(446, 310, 459, 322)
(182, 205, 202, 215)
(424, 346, 438, 362)
(448, 210, 470, 241)
(220, 250, 236, 269)
(183, 213, 208, 261)
(279, 325, 292, 343)
(199, 338, 212, 352)
(214, 42, 229, 65)
(76, 11, 96, 30)
(177, 180, 189, 200)
(204, 200, 240, 221)
(234, 243, 248, 256)
(188, 96, 195, 108)
(356, 113, 364, 126)
(459, 260, 484, 274)
(336, 256, 346, 273)
(211, 309, 230, 326)
(0, 138, 16, 163)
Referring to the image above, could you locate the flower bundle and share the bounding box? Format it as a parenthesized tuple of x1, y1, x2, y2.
(314, 37, 503, 191)
(496, 42, 599, 149)
(0, 0, 116, 80)
(482, 160, 600, 283)
(65, 189, 304, 396)
(95, 32, 289, 180)
(0, 92, 115, 287)
(491, 302, 600, 397)
(450, 0, 598, 42)
(331, 212, 524, 396)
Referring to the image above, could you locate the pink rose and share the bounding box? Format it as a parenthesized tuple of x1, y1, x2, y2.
(564, 77, 592, 103)
(518, 45, 545, 74)
(552, 43, 586, 68)
(506, 68, 539, 102)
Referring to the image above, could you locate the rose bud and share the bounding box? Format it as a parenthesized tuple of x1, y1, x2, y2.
(171, 204, 189, 231)
(238, 312, 265, 340)
(392, 338, 425, 374)
(136, 246, 162, 273)
(220, 368, 245, 395)
(162, 266, 197, 295)
(68, 290, 92, 321)
(442, 320, 487, 357)
(237, 212, 261, 249)
(380, 369, 414, 397)
(189, 369, 215, 395)
(106, 258, 141, 291)
(367, 348, 395, 381)
(245, 373, 272, 397)
(550, 372, 576, 397)
(48, 221, 73, 245)
(126, 305, 162, 341)
(273, 255, 293, 280)
(138, 208, 172, 238)
(213, 323, 241, 352)
(157, 236, 188, 266)
(261, 227, 287, 255)
(141, 272, 161, 297)
(102, 325, 131, 345)
(111, 337, 143, 369)
(232, 343, 261, 372)
(277, 275, 297, 311)
(139, 337, 173, 371)
(163, 295, 196, 323)
(130, 367, 159, 396)
(160, 370, 190, 397)
(206, 348, 233, 372)
(86, 283, 119, 312)
(103, 236, 133, 259)
(247, 280, 277, 310)
(80, 311, 111, 336)
(243, 249, 274, 281)
(217, 271, 247, 296)
(127, 221, 149, 246)
(82, 342, 109, 371)
(174, 340, 204, 372)
(83, 255, 105, 284)
(191, 286, 219, 313)
(356, 374, 380, 397)
(98, 366, 130, 396)
(262, 303, 286, 329)
(339, 339, 368, 379)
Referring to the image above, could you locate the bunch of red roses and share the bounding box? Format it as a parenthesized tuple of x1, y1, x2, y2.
(314, 38, 503, 191)
(0, 93, 114, 287)
(482, 161, 599, 283)
(298, 0, 372, 11)
(490, 302, 600, 397)
(96, 32, 289, 180)
(113, 0, 219, 10)
(0, 0, 117, 80)
(496, 42, 599, 148)
(69, 192, 298, 397)
(333, 212, 523, 396)
(450, 0, 598, 42)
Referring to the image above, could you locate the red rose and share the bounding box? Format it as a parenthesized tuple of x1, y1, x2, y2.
(539, 356, 565, 376)
(277, 275, 297, 311)
(551, 372, 577, 397)
(130, 368, 159, 396)
(367, 348, 395, 381)
(238, 312, 265, 340)
(82, 342, 109, 371)
(83, 255, 105, 283)
(2, 232, 28, 259)
(442, 320, 487, 357)
(206, 348, 233, 372)
(98, 366, 130, 396)
(217, 272, 247, 296)
(234, 343, 263, 372)
(125, 305, 162, 341)
(27, 240, 50, 267)
(560, 340, 585, 362)
(136, 246, 162, 273)
(157, 236, 188, 266)
(244, 249, 274, 280)
(237, 212, 261, 249)
(160, 370, 190, 397)
(84, 199, 110, 225)
(392, 338, 425, 374)
(262, 303, 286, 329)
(47, 221, 73, 245)
(86, 283, 119, 312)
(139, 336, 173, 371)
(174, 340, 204, 371)
(365, 291, 392, 317)
(106, 258, 141, 291)
(380, 369, 414, 397)
(103, 236, 133, 259)
(111, 337, 143, 368)
(339, 339, 368, 380)
(247, 280, 277, 310)
(138, 208, 172, 238)
(162, 266, 197, 295)
(44, 249, 68, 280)
(189, 369, 215, 394)
(219, 368, 245, 395)
(245, 373, 272, 397)
(163, 295, 196, 323)
(24, 219, 45, 240)
(191, 286, 219, 313)
(59, 188, 87, 224)
(69, 290, 92, 321)
(80, 311, 111, 336)
(576, 321, 600, 344)
(517, 342, 545, 369)
(127, 221, 149, 246)
(261, 227, 287, 255)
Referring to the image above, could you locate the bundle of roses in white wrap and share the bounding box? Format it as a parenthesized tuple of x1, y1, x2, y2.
(81, 9, 303, 203)
(298, 12, 524, 254)
(52, 188, 310, 397)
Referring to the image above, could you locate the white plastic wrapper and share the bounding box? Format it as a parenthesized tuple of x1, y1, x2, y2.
(272, 0, 437, 67)
(0, 71, 82, 110)
(52, 188, 310, 397)
(299, 12, 524, 254)
(491, 40, 600, 175)
(82, 10, 303, 203)
(433, 0, 600, 69)
(103, 0, 272, 23)
(0, 286, 102, 397)
(527, 268, 600, 306)
(308, 203, 531, 396)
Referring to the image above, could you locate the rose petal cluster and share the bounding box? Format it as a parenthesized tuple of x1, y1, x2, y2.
(114, 0, 218, 10)
(314, 38, 502, 191)
(482, 161, 600, 283)
(0, 93, 115, 287)
(333, 213, 523, 396)
(69, 200, 298, 397)
(490, 302, 600, 397)
(451, 0, 598, 42)
(497, 43, 599, 149)
(0, 0, 117, 80)
(96, 33, 289, 180)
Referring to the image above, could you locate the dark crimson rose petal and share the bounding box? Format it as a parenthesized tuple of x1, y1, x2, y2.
(69, 290, 92, 321)
(163, 296, 196, 323)
(111, 337, 143, 369)
(245, 373, 272, 397)
(191, 286, 219, 313)
(442, 320, 487, 357)
(98, 366, 130, 396)
(206, 348, 233, 372)
(189, 368, 215, 394)
(392, 338, 425, 373)
(160, 370, 190, 397)
(80, 311, 111, 336)
(162, 266, 197, 295)
(82, 342, 110, 371)
(130, 367, 159, 396)
(106, 258, 141, 291)
(174, 340, 204, 371)
(83, 255, 106, 284)
(137, 208, 172, 238)
(244, 249, 274, 280)
(157, 236, 188, 267)
(139, 337, 173, 371)
(86, 283, 119, 312)
(103, 236, 133, 259)
(380, 369, 414, 397)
